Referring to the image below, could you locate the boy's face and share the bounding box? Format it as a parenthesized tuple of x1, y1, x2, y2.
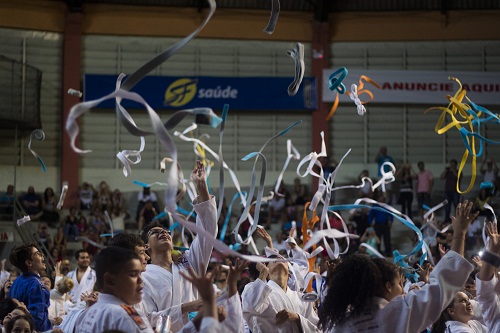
(134, 245, 150, 271)
(108, 258, 143, 305)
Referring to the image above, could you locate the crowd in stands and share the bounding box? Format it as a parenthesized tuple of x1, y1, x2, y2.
(1, 153, 499, 332)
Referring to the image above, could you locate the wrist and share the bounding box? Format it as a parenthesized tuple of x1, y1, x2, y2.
(481, 250, 500, 268)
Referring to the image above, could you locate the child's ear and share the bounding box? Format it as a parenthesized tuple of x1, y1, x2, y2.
(103, 272, 114, 287)
(385, 281, 393, 293)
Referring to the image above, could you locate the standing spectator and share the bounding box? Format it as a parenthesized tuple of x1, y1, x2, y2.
(137, 201, 157, 231)
(78, 182, 95, 212)
(8, 244, 52, 332)
(63, 207, 79, 241)
(396, 163, 415, 220)
(111, 189, 124, 215)
(368, 192, 393, 257)
(96, 181, 112, 214)
(0, 185, 15, 220)
(41, 187, 59, 226)
(21, 186, 42, 220)
(441, 159, 460, 223)
(136, 187, 160, 222)
(77, 216, 88, 235)
(415, 161, 434, 219)
(480, 157, 498, 192)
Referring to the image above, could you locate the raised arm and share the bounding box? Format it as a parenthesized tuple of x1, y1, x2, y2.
(450, 200, 479, 257)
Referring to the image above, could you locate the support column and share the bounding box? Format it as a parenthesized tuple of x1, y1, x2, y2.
(61, 10, 83, 207)
(311, 20, 331, 191)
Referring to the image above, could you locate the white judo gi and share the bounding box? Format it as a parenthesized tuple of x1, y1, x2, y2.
(177, 293, 245, 333)
(476, 275, 500, 333)
(242, 278, 320, 333)
(66, 267, 96, 310)
(444, 320, 487, 332)
(141, 196, 217, 332)
(75, 293, 153, 333)
(328, 251, 474, 333)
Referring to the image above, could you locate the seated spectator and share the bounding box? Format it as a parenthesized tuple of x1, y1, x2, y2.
(0, 185, 15, 220)
(97, 181, 112, 214)
(266, 185, 288, 228)
(77, 216, 89, 235)
(89, 208, 106, 235)
(63, 207, 79, 241)
(36, 224, 53, 256)
(136, 187, 160, 222)
(137, 200, 157, 231)
(111, 189, 124, 213)
(21, 186, 42, 220)
(77, 182, 95, 211)
(53, 227, 67, 259)
(41, 187, 59, 225)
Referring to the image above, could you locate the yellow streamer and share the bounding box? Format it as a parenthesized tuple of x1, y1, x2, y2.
(425, 77, 479, 194)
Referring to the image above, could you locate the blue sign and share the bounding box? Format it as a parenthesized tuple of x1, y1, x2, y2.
(83, 75, 317, 111)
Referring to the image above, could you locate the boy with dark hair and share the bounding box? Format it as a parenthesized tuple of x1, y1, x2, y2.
(76, 247, 153, 333)
(8, 243, 52, 332)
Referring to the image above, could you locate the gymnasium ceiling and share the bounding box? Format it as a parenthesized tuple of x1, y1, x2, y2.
(66, 0, 500, 16)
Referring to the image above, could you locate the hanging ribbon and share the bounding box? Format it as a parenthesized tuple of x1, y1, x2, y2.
(274, 139, 300, 196)
(28, 129, 46, 173)
(263, 0, 280, 34)
(286, 42, 305, 96)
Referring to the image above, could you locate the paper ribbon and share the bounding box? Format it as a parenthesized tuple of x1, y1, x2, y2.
(423, 199, 448, 222)
(17, 215, 30, 226)
(75, 236, 106, 249)
(28, 129, 46, 173)
(274, 139, 300, 196)
(349, 84, 366, 116)
(263, 0, 280, 34)
(104, 211, 115, 237)
(326, 73, 380, 120)
(359, 242, 386, 259)
(67, 89, 82, 97)
(56, 184, 68, 210)
(286, 42, 305, 96)
(425, 76, 500, 194)
(216, 105, 230, 221)
(231, 120, 302, 245)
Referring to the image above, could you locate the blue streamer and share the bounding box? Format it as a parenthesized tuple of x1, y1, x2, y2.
(133, 180, 150, 188)
(328, 204, 424, 262)
(328, 67, 348, 94)
(219, 191, 247, 241)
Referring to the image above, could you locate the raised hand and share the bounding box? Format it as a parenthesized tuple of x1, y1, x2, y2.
(256, 262, 270, 281)
(227, 258, 249, 297)
(486, 221, 500, 254)
(416, 263, 432, 284)
(275, 309, 299, 325)
(450, 200, 479, 235)
(191, 160, 207, 187)
(256, 227, 273, 248)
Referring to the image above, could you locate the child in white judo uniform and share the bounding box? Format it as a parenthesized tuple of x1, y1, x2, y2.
(141, 161, 218, 332)
(75, 247, 153, 333)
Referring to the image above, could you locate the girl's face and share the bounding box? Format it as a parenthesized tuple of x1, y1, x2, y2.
(447, 292, 474, 323)
(2, 309, 25, 327)
(10, 318, 32, 333)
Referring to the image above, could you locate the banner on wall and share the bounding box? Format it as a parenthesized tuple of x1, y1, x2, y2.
(322, 69, 500, 105)
(84, 74, 317, 111)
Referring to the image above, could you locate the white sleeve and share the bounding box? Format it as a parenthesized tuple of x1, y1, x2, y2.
(152, 304, 183, 333)
(186, 195, 217, 275)
(379, 251, 474, 332)
(218, 293, 244, 333)
(297, 301, 321, 333)
(175, 319, 198, 333)
(241, 280, 272, 321)
(476, 275, 500, 332)
(200, 317, 232, 333)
